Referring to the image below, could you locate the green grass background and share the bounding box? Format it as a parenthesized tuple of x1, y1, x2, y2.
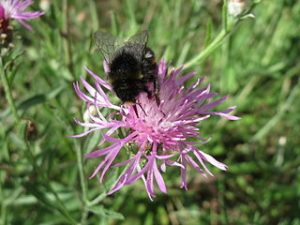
(1, 0, 300, 224)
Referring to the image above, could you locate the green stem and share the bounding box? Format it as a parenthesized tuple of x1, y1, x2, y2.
(0, 57, 20, 122)
(183, 29, 228, 69)
(183, 0, 256, 70)
(88, 192, 107, 207)
(74, 142, 89, 224)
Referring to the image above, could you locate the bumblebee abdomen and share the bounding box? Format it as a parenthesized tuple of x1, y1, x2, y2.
(112, 79, 144, 102)
(109, 51, 141, 81)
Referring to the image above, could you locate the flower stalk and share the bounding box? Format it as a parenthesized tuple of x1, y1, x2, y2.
(74, 141, 89, 224)
(184, 0, 257, 70)
(183, 29, 229, 69)
(0, 56, 20, 122)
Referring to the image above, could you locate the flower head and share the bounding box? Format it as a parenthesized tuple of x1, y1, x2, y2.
(73, 60, 239, 199)
(0, 0, 43, 31)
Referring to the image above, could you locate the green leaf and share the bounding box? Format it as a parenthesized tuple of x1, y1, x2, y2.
(18, 94, 47, 111)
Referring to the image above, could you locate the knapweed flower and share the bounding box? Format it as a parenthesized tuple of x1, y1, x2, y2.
(0, 0, 43, 46)
(0, 0, 43, 30)
(73, 60, 239, 199)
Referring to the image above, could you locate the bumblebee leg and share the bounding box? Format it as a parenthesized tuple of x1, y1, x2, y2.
(133, 104, 139, 118)
(143, 86, 153, 99)
(153, 79, 160, 106)
(136, 102, 147, 116)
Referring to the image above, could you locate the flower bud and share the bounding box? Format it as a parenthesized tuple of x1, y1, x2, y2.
(228, 0, 246, 17)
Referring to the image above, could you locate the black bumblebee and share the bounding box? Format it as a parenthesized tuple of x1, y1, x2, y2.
(94, 31, 158, 103)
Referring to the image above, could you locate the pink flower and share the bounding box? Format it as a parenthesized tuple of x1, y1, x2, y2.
(0, 0, 43, 32)
(73, 60, 239, 199)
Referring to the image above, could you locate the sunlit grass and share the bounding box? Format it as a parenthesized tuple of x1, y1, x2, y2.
(1, 0, 300, 224)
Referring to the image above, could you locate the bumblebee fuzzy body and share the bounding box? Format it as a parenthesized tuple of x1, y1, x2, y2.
(109, 45, 157, 102)
(94, 31, 158, 103)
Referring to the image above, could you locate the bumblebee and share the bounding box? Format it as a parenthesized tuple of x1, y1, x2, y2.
(94, 31, 158, 103)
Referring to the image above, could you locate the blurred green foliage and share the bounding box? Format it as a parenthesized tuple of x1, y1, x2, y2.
(1, 0, 300, 224)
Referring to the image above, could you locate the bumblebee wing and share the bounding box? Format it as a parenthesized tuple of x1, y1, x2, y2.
(94, 31, 120, 62)
(125, 30, 149, 60)
(127, 30, 148, 45)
